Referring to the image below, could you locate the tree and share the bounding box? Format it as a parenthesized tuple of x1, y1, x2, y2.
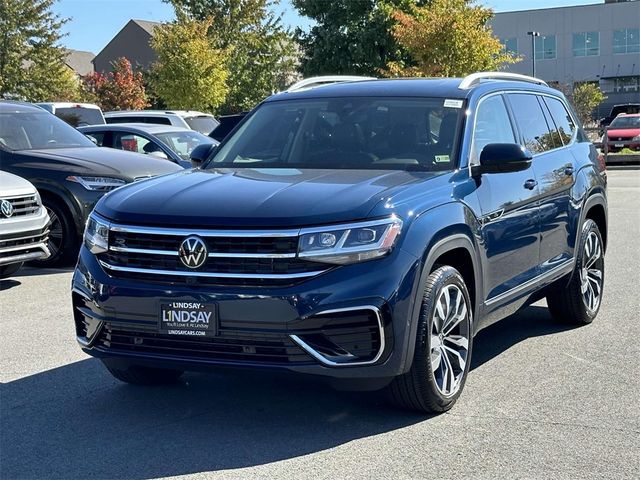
(386, 0, 519, 77)
(293, 0, 420, 77)
(82, 58, 149, 111)
(151, 14, 229, 111)
(166, 0, 298, 113)
(571, 83, 606, 126)
(0, 0, 79, 101)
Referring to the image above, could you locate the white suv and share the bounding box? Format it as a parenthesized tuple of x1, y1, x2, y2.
(0, 171, 50, 278)
(104, 110, 219, 135)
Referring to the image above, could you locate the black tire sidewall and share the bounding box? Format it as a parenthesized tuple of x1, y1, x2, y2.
(34, 198, 78, 267)
(415, 267, 474, 410)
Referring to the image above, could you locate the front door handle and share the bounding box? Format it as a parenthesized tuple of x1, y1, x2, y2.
(524, 179, 538, 190)
(564, 166, 574, 176)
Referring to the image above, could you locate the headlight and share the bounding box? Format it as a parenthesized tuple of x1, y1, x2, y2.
(298, 217, 402, 265)
(84, 214, 109, 254)
(67, 176, 126, 191)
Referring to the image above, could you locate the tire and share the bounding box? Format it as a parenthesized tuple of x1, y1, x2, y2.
(104, 363, 184, 386)
(0, 262, 24, 279)
(388, 266, 473, 413)
(547, 219, 605, 325)
(32, 198, 79, 267)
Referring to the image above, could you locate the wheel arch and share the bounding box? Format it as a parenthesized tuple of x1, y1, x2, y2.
(581, 193, 608, 252)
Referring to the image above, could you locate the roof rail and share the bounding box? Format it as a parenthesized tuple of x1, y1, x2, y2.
(286, 75, 376, 93)
(459, 72, 548, 90)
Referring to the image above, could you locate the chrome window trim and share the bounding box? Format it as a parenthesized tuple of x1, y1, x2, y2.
(290, 305, 386, 367)
(98, 259, 328, 279)
(467, 90, 579, 172)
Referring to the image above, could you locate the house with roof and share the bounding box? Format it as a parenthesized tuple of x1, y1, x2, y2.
(93, 19, 160, 73)
(64, 49, 95, 77)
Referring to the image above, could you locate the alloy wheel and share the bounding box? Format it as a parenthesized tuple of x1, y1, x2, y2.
(45, 206, 64, 259)
(430, 284, 471, 397)
(580, 231, 603, 313)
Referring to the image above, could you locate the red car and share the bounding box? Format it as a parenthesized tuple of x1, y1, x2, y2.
(606, 114, 640, 152)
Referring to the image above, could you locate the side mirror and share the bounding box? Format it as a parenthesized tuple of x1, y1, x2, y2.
(85, 134, 98, 145)
(190, 143, 217, 168)
(472, 143, 532, 176)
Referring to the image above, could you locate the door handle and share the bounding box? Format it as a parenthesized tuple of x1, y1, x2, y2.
(523, 179, 538, 190)
(564, 166, 574, 176)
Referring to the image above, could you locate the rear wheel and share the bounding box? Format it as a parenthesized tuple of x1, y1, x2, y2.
(104, 362, 184, 385)
(31, 199, 78, 267)
(547, 219, 605, 325)
(0, 262, 24, 279)
(388, 266, 473, 413)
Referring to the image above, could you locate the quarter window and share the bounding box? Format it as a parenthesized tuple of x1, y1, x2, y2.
(535, 35, 556, 59)
(573, 32, 599, 57)
(613, 28, 640, 54)
(507, 94, 556, 155)
(471, 95, 516, 164)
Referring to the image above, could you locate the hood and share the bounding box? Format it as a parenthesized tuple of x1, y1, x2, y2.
(17, 147, 182, 179)
(96, 168, 436, 227)
(607, 128, 640, 138)
(0, 171, 38, 197)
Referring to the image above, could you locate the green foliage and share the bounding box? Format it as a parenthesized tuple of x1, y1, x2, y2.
(166, 0, 298, 114)
(386, 0, 519, 77)
(572, 83, 606, 126)
(151, 13, 228, 111)
(293, 0, 420, 77)
(83, 58, 149, 111)
(0, 0, 80, 101)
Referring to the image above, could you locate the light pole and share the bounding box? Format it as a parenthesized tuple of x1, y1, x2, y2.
(528, 31, 540, 77)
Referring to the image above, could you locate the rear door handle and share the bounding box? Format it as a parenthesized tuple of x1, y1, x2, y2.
(524, 179, 538, 190)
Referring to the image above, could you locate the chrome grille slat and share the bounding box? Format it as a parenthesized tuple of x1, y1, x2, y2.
(0, 195, 39, 218)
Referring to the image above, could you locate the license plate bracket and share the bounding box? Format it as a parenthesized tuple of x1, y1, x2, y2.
(159, 302, 218, 337)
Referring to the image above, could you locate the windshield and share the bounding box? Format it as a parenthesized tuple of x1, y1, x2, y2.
(207, 97, 463, 171)
(55, 107, 104, 127)
(610, 116, 640, 128)
(155, 130, 216, 160)
(184, 115, 219, 135)
(0, 111, 96, 151)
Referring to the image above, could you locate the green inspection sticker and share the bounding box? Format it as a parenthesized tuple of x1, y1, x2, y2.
(435, 155, 450, 163)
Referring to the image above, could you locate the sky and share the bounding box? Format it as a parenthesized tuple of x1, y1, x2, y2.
(52, 0, 603, 55)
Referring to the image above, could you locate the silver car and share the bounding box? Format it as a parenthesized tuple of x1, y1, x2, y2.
(0, 171, 50, 278)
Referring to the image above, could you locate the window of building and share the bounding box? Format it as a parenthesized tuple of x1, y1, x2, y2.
(501, 37, 518, 55)
(613, 28, 640, 54)
(535, 35, 556, 59)
(573, 32, 599, 57)
(600, 76, 640, 93)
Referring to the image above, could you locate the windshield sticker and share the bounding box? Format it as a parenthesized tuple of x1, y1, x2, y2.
(435, 155, 450, 163)
(444, 99, 463, 109)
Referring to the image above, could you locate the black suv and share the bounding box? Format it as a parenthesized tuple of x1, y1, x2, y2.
(0, 102, 182, 266)
(72, 73, 607, 412)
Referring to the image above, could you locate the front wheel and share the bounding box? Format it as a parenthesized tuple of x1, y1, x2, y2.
(388, 266, 473, 413)
(31, 199, 78, 267)
(547, 219, 605, 325)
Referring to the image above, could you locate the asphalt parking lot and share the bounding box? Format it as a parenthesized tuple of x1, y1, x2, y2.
(1, 169, 639, 480)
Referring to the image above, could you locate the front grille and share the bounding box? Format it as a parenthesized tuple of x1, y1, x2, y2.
(99, 225, 330, 286)
(0, 195, 39, 217)
(0, 228, 49, 259)
(96, 324, 314, 365)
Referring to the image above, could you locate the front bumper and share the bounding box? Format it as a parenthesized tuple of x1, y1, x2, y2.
(72, 245, 422, 380)
(0, 207, 50, 266)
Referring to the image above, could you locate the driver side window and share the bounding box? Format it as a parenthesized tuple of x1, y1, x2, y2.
(471, 95, 516, 164)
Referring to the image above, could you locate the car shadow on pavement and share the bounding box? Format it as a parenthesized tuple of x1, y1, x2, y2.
(1, 304, 579, 479)
(16, 266, 74, 277)
(0, 279, 21, 291)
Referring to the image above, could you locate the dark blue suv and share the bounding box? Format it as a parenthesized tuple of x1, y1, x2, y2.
(72, 73, 607, 412)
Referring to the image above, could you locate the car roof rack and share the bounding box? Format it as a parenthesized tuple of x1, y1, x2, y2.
(286, 75, 376, 93)
(459, 72, 548, 89)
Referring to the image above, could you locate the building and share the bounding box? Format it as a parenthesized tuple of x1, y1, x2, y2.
(491, 0, 640, 118)
(64, 49, 95, 77)
(93, 19, 160, 74)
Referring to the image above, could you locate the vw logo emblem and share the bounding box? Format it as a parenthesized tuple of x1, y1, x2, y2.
(178, 236, 208, 269)
(0, 199, 14, 218)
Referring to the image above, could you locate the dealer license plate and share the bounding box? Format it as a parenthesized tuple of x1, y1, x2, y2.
(614, 143, 624, 148)
(160, 302, 217, 337)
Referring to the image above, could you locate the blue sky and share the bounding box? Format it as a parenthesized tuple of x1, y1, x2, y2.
(53, 0, 602, 54)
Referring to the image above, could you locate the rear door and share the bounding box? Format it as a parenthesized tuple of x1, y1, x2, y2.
(472, 94, 541, 305)
(507, 93, 576, 274)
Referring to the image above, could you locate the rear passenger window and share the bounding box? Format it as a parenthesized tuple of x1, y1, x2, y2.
(471, 95, 516, 164)
(544, 97, 576, 145)
(508, 94, 557, 154)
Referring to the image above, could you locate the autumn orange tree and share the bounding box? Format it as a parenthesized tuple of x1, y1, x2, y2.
(386, 0, 519, 78)
(83, 58, 148, 111)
